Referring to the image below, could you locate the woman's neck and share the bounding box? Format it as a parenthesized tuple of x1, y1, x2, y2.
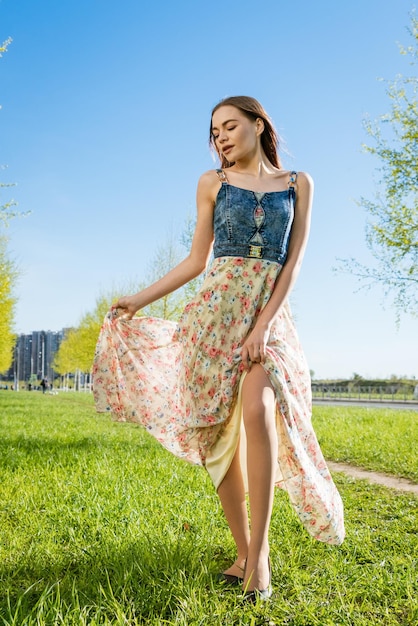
(228, 145, 279, 178)
(229, 158, 279, 179)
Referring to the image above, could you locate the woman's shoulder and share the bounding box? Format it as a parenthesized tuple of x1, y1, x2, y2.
(197, 169, 223, 202)
(293, 171, 314, 211)
(198, 169, 223, 187)
(294, 170, 314, 189)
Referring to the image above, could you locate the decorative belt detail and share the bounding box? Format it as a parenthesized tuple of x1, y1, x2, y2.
(248, 245, 263, 258)
(248, 200, 265, 259)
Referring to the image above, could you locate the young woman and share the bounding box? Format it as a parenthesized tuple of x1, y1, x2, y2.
(93, 96, 345, 602)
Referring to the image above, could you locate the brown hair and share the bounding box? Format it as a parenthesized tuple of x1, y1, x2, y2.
(210, 96, 281, 169)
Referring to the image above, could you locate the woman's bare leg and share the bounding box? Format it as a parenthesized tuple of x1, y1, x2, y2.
(241, 363, 277, 592)
(217, 446, 250, 576)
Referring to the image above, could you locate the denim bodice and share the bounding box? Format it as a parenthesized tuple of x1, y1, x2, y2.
(213, 173, 295, 265)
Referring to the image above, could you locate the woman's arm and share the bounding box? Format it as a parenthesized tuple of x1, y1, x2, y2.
(241, 171, 314, 367)
(114, 171, 219, 319)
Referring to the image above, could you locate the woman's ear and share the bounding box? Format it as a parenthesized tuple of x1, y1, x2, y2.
(255, 117, 265, 136)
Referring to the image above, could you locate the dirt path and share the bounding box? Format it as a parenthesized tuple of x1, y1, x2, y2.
(327, 461, 418, 495)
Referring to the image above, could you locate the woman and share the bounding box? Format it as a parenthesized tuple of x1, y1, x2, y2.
(93, 96, 345, 602)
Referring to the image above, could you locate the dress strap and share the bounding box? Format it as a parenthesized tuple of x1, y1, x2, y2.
(288, 170, 298, 190)
(216, 168, 229, 183)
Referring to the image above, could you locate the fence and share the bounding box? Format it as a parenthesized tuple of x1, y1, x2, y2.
(312, 385, 417, 402)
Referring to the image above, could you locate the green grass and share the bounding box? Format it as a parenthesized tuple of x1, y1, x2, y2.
(312, 405, 418, 482)
(0, 391, 417, 625)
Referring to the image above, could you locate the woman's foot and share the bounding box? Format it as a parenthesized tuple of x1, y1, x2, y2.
(218, 558, 246, 585)
(242, 556, 272, 600)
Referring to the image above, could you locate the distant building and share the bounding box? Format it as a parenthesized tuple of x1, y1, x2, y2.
(1, 329, 69, 384)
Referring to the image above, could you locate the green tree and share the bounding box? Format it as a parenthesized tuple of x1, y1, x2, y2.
(54, 218, 205, 376)
(0, 38, 18, 226)
(0, 37, 31, 374)
(53, 328, 77, 376)
(0, 171, 19, 374)
(141, 232, 183, 320)
(0, 236, 17, 372)
(54, 292, 117, 376)
(342, 14, 418, 316)
(142, 224, 204, 320)
(180, 215, 205, 303)
(0, 38, 18, 373)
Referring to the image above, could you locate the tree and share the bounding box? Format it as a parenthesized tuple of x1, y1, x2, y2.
(54, 218, 205, 376)
(0, 38, 18, 227)
(0, 172, 19, 374)
(141, 231, 184, 320)
(0, 37, 31, 374)
(142, 222, 204, 320)
(54, 292, 118, 376)
(0, 236, 17, 372)
(342, 14, 418, 316)
(0, 38, 18, 374)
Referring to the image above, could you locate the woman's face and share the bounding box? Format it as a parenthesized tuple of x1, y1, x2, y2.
(211, 105, 261, 163)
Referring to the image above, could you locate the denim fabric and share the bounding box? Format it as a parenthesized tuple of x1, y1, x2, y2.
(213, 183, 295, 264)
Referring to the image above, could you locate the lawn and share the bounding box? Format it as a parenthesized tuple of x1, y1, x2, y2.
(312, 404, 418, 482)
(0, 391, 416, 625)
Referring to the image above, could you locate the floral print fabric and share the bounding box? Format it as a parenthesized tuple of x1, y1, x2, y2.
(93, 256, 345, 545)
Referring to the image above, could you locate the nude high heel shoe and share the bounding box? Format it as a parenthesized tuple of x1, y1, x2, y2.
(243, 558, 272, 603)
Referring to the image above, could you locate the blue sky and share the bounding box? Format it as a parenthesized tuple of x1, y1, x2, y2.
(0, 0, 416, 379)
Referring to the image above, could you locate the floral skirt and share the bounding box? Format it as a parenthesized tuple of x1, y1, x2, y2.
(93, 257, 345, 545)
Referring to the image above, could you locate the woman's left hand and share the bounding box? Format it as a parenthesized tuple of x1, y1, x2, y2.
(241, 323, 270, 371)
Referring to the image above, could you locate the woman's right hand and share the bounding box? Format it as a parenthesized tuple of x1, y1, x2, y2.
(111, 295, 141, 320)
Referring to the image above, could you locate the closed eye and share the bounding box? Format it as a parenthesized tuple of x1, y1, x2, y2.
(212, 126, 236, 141)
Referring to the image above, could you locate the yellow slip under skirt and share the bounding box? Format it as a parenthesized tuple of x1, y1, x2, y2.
(205, 372, 284, 491)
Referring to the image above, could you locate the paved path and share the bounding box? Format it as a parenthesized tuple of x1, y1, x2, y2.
(328, 461, 418, 495)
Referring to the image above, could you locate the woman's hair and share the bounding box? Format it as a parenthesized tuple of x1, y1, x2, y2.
(210, 96, 281, 169)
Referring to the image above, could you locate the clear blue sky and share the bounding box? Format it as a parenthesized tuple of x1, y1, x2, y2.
(1, 0, 416, 379)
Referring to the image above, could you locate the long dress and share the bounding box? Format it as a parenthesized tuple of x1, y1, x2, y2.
(93, 170, 345, 546)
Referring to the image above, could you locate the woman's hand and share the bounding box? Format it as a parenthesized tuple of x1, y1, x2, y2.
(111, 295, 141, 320)
(241, 322, 270, 371)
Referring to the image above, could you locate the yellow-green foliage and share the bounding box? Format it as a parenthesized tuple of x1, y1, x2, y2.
(0, 237, 16, 373)
(54, 293, 117, 374)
